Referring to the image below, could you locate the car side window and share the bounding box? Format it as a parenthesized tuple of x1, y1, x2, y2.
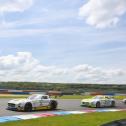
(41, 96, 48, 99)
(105, 96, 110, 99)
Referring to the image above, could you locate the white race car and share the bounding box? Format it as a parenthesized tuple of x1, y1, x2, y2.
(81, 95, 115, 108)
(8, 94, 58, 112)
(123, 98, 126, 104)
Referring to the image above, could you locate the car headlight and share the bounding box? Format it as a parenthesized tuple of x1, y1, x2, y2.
(90, 101, 95, 105)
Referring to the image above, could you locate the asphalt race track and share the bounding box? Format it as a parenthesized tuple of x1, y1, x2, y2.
(0, 99, 126, 117)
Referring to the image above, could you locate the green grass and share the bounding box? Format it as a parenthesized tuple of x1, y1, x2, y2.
(114, 95, 126, 100)
(0, 111, 125, 126)
(54, 95, 92, 99)
(0, 94, 29, 99)
(54, 95, 126, 100)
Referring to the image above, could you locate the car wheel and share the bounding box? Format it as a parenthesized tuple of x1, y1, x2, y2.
(124, 100, 126, 104)
(50, 100, 57, 110)
(96, 102, 101, 108)
(24, 103, 32, 112)
(111, 101, 115, 107)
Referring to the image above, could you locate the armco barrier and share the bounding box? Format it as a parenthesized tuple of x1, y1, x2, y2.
(12, 92, 30, 95)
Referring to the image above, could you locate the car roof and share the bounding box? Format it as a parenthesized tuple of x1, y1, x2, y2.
(94, 95, 113, 98)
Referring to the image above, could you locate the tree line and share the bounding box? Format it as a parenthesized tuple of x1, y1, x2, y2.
(0, 82, 125, 93)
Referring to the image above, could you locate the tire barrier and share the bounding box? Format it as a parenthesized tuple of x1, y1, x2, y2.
(0, 108, 126, 123)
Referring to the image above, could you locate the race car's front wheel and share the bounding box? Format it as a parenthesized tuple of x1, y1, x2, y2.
(96, 102, 101, 108)
(50, 100, 57, 110)
(124, 100, 126, 104)
(24, 103, 32, 112)
(111, 101, 115, 107)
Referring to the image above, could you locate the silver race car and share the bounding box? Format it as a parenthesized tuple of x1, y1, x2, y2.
(8, 94, 58, 111)
(81, 95, 115, 108)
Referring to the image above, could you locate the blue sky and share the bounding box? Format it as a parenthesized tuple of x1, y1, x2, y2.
(0, 0, 126, 83)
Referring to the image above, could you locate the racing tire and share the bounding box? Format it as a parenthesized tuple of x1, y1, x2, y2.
(24, 103, 32, 112)
(50, 100, 57, 110)
(111, 101, 115, 107)
(96, 102, 101, 108)
(124, 100, 126, 104)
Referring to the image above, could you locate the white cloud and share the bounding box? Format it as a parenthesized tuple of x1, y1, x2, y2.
(0, 52, 125, 84)
(0, 52, 38, 71)
(0, 0, 34, 29)
(72, 65, 125, 81)
(79, 0, 126, 28)
(0, 0, 34, 13)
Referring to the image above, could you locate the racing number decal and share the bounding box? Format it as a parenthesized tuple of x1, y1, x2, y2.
(101, 100, 105, 106)
(105, 100, 111, 106)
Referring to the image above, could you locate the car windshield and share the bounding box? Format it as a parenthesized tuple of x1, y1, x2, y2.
(27, 95, 42, 100)
(92, 96, 104, 99)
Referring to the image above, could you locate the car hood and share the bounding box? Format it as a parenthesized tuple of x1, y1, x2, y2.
(8, 99, 30, 104)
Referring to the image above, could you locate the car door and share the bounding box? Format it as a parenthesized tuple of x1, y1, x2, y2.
(41, 96, 50, 106)
(32, 99, 42, 108)
(104, 97, 112, 107)
(100, 98, 106, 107)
